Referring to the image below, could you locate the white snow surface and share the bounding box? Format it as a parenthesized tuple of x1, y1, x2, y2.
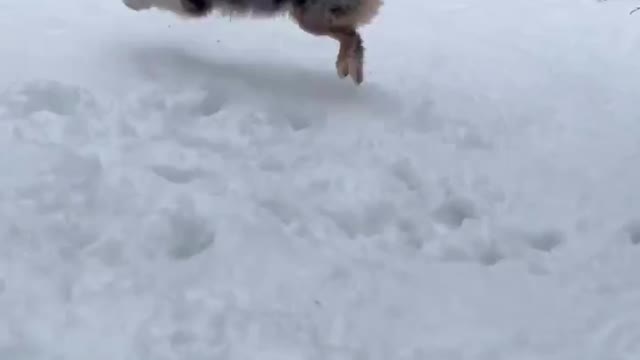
(1, 0, 640, 358)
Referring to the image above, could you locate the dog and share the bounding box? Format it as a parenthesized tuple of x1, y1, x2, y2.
(122, 0, 382, 85)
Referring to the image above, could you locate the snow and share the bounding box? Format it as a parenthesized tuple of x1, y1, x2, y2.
(1, 0, 640, 358)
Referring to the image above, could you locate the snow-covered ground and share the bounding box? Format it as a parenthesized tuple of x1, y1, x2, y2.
(1, 0, 640, 358)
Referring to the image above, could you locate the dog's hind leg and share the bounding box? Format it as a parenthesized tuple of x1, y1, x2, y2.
(292, 15, 365, 85)
(328, 27, 364, 84)
(290, 0, 376, 85)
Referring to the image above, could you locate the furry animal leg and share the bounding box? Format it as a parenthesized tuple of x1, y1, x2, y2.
(329, 28, 364, 84)
(291, 0, 377, 85)
(122, 0, 382, 85)
(292, 15, 365, 85)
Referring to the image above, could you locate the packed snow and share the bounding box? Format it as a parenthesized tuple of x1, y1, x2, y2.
(1, 0, 640, 358)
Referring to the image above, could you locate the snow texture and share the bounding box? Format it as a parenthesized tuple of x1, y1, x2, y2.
(1, 0, 640, 359)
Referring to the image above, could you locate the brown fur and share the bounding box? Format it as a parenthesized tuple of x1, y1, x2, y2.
(124, 0, 383, 85)
(292, 0, 381, 84)
(289, 1, 377, 85)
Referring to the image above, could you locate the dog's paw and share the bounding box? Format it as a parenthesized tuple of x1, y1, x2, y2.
(336, 58, 349, 79)
(123, 0, 152, 11)
(335, 55, 363, 84)
(347, 56, 363, 85)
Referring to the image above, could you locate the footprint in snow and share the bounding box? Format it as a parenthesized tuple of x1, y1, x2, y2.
(165, 211, 216, 260)
(150, 164, 208, 185)
(431, 197, 478, 229)
(141, 197, 216, 261)
(622, 219, 640, 245)
(524, 229, 564, 252)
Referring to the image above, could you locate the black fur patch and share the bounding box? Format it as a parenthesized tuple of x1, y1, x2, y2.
(181, 0, 213, 15)
(329, 5, 345, 16)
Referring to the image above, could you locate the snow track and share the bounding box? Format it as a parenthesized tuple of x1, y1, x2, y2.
(1, 0, 640, 359)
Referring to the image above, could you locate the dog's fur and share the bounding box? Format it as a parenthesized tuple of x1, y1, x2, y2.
(123, 0, 382, 85)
